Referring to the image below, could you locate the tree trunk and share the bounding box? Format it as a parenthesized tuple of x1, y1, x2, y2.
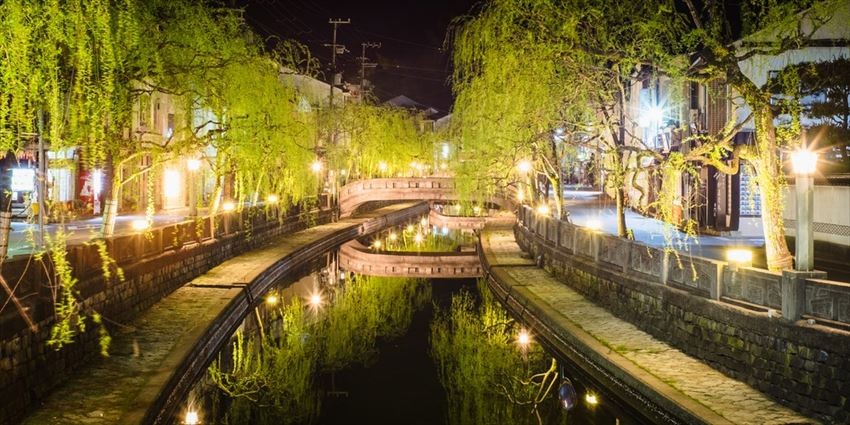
(101, 158, 120, 238)
(615, 186, 628, 238)
(752, 109, 793, 271)
(0, 153, 14, 259)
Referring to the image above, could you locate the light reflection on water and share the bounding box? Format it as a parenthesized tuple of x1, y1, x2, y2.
(184, 218, 641, 425)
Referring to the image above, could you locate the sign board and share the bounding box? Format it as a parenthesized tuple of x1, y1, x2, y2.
(11, 168, 35, 192)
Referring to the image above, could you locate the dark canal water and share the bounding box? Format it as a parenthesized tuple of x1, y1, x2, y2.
(183, 221, 650, 425)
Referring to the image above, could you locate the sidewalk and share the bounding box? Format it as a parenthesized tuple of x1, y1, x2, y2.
(480, 226, 817, 424)
(562, 190, 765, 262)
(21, 203, 423, 425)
(6, 208, 206, 258)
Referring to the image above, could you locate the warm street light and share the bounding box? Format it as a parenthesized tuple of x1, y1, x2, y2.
(372, 240, 382, 249)
(187, 160, 201, 217)
(311, 160, 323, 173)
(388, 232, 398, 241)
(726, 248, 753, 266)
(131, 219, 150, 232)
(791, 149, 817, 271)
(517, 160, 533, 174)
(309, 292, 323, 308)
(265, 293, 279, 306)
(378, 161, 388, 172)
(517, 329, 531, 347)
(184, 409, 200, 425)
(266, 194, 279, 204)
(584, 392, 599, 406)
(414, 233, 424, 244)
(536, 204, 550, 216)
(791, 150, 817, 175)
(222, 201, 236, 212)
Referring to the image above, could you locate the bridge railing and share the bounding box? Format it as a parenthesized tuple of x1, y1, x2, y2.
(519, 205, 850, 329)
(339, 177, 516, 217)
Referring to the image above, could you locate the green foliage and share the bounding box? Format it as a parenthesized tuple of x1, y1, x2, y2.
(449, 0, 682, 220)
(44, 230, 110, 355)
(430, 280, 565, 425)
(207, 275, 431, 424)
(327, 103, 429, 180)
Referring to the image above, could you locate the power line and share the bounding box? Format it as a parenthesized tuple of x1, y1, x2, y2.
(376, 69, 448, 83)
(350, 27, 445, 52)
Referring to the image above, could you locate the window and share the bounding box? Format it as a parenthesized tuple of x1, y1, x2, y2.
(689, 82, 700, 110)
(139, 94, 151, 129)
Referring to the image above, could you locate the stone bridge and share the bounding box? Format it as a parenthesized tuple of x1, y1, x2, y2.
(338, 239, 482, 278)
(338, 177, 515, 217)
(428, 208, 515, 230)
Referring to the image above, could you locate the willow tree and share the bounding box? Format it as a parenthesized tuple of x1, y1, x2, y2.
(673, 0, 843, 270)
(203, 56, 320, 212)
(449, 0, 682, 230)
(449, 0, 579, 219)
(326, 103, 428, 181)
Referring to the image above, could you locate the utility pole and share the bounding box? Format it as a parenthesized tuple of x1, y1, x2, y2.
(323, 18, 349, 214)
(324, 18, 350, 109)
(360, 42, 381, 100)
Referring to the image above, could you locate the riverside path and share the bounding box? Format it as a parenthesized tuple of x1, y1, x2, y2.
(21, 202, 427, 425)
(479, 224, 818, 425)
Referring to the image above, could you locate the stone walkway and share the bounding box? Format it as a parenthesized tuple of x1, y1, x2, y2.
(22, 203, 424, 425)
(481, 226, 818, 425)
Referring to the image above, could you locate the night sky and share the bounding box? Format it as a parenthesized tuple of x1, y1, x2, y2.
(240, 0, 479, 111)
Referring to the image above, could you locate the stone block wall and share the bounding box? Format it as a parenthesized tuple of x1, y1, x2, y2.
(516, 224, 850, 423)
(0, 207, 331, 425)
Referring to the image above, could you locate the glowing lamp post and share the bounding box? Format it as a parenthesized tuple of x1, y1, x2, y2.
(517, 160, 533, 205)
(791, 150, 817, 271)
(187, 158, 201, 217)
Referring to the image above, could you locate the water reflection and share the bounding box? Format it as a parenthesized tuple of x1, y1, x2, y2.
(203, 275, 430, 424)
(187, 216, 634, 424)
(431, 280, 567, 425)
(367, 216, 476, 252)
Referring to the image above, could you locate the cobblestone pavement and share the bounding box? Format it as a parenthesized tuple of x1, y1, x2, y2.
(483, 228, 818, 425)
(21, 205, 421, 424)
(22, 286, 239, 425)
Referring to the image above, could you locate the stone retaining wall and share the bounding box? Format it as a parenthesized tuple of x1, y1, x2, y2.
(0, 206, 331, 425)
(515, 216, 850, 423)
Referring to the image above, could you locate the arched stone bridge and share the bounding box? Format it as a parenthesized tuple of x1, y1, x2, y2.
(428, 208, 516, 230)
(339, 177, 515, 217)
(339, 239, 482, 278)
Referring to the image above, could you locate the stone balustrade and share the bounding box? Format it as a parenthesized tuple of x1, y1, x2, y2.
(519, 206, 850, 326)
(338, 177, 514, 217)
(516, 205, 850, 422)
(338, 239, 481, 278)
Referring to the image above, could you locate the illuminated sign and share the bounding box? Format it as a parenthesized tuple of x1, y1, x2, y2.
(11, 168, 35, 192)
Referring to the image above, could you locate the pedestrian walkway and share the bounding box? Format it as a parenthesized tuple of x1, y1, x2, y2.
(480, 225, 817, 425)
(21, 202, 425, 425)
(563, 190, 764, 262)
(7, 208, 206, 257)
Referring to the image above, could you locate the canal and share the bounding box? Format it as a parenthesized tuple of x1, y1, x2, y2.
(182, 217, 649, 424)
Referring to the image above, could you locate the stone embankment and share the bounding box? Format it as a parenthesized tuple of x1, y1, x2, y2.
(480, 224, 822, 424)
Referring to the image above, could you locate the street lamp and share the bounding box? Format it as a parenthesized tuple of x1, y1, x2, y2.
(790, 149, 817, 271)
(517, 160, 534, 206)
(311, 160, 323, 173)
(131, 219, 150, 232)
(187, 159, 201, 217)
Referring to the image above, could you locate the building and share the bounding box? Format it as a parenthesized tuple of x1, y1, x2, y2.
(619, 1, 850, 237)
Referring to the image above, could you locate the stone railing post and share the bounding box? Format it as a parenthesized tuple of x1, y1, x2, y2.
(781, 270, 826, 321)
(591, 231, 600, 263)
(661, 250, 670, 285)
